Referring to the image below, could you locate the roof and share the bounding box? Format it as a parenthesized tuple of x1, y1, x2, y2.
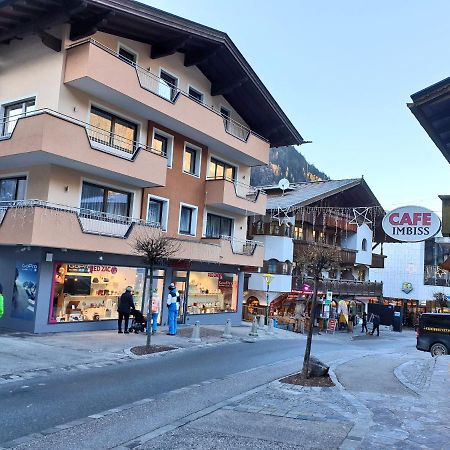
(0, 0, 304, 147)
(266, 178, 382, 210)
(408, 77, 450, 164)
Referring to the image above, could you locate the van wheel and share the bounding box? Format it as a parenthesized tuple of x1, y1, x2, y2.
(430, 343, 448, 357)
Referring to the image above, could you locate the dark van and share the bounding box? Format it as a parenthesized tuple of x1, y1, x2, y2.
(416, 313, 450, 356)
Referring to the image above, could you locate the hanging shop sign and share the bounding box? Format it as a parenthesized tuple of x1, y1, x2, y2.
(325, 291, 333, 305)
(401, 282, 413, 294)
(382, 206, 441, 242)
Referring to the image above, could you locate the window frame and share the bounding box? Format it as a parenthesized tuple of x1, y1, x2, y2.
(118, 44, 138, 64)
(147, 194, 169, 230)
(361, 238, 368, 251)
(2, 98, 36, 135)
(178, 203, 198, 236)
(208, 157, 237, 181)
(80, 181, 132, 217)
(188, 85, 204, 103)
(182, 143, 202, 177)
(152, 128, 174, 167)
(159, 69, 178, 101)
(0, 175, 27, 202)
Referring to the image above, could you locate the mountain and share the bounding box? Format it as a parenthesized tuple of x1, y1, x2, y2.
(250, 146, 329, 187)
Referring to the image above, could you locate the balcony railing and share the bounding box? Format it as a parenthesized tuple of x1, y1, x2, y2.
(0, 108, 166, 161)
(292, 275, 383, 297)
(250, 222, 293, 238)
(371, 253, 386, 269)
(0, 200, 160, 238)
(66, 39, 267, 143)
(203, 235, 263, 256)
(206, 176, 263, 202)
(294, 240, 357, 265)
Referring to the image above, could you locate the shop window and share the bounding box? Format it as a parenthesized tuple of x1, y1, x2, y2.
(0, 176, 27, 202)
(205, 213, 233, 238)
(89, 107, 138, 154)
(183, 144, 201, 177)
(188, 86, 204, 103)
(159, 70, 178, 101)
(2, 98, 35, 135)
(208, 157, 236, 181)
(179, 203, 197, 235)
(361, 238, 367, 251)
(147, 195, 169, 230)
(187, 271, 238, 314)
(49, 263, 145, 323)
(118, 46, 137, 64)
(81, 182, 131, 217)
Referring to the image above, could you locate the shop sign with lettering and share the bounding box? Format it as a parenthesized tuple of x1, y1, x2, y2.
(382, 206, 441, 242)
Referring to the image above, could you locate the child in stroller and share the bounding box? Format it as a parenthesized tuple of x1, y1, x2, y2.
(128, 308, 147, 334)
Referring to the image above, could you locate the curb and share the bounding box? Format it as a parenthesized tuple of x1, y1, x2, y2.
(393, 358, 435, 396)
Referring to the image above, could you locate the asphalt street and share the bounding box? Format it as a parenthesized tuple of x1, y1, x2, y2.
(0, 332, 418, 447)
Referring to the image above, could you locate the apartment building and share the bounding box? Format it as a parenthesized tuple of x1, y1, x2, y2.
(0, 0, 303, 332)
(244, 179, 385, 329)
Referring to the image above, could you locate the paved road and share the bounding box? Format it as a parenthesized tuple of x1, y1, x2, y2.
(0, 339, 314, 445)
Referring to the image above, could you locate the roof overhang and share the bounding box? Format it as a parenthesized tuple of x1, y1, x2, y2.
(0, 0, 304, 147)
(408, 77, 450, 164)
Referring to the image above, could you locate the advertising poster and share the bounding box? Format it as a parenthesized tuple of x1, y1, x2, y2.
(11, 262, 39, 320)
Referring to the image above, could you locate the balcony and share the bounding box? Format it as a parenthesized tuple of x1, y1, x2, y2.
(292, 276, 383, 297)
(64, 39, 269, 166)
(371, 253, 386, 269)
(0, 109, 167, 188)
(250, 222, 293, 238)
(0, 201, 263, 267)
(205, 177, 266, 215)
(294, 240, 357, 265)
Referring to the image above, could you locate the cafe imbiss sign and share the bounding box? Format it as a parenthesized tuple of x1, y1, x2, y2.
(382, 206, 441, 242)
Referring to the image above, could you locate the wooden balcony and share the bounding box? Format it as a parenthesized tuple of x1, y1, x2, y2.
(371, 253, 386, 269)
(294, 240, 357, 265)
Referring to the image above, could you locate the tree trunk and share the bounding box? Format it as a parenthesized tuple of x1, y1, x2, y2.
(146, 267, 154, 349)
(302, 275, 318, 378)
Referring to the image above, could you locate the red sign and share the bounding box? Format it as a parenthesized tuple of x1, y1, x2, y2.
(208, 272, 223, 279)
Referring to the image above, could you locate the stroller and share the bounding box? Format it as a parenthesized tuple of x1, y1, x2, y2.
(128, 308, 146, 334)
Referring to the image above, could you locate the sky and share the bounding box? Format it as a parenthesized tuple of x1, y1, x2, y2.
(142, 0, 449, 214)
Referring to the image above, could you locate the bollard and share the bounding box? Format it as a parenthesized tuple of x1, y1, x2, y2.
(258, 315, 265, 330)
(248, 316, 259, 337)
(190, 321, 202, 343)
(222, 319, 233, 339)
(266, 318, 275, 335)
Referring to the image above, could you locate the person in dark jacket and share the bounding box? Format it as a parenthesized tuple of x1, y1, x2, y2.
(371, 314, 380, 336)
(117, 286, 135, 334)
(361, 312, 368, 334)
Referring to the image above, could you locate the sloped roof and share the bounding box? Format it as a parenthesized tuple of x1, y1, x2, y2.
(0, 0, 304, 147)
(266, 179, 380, 210)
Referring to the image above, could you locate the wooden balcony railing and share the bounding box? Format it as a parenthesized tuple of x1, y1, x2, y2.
(294, 240, 357, 265)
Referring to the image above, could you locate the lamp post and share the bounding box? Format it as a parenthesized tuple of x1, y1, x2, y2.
(263, 273, 273, 326)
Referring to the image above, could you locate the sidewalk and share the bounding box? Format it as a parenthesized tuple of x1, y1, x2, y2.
(0, 323, 302, 383)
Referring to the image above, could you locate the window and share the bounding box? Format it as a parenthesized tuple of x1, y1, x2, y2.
(293, 226, 303, 240)
(267, 259, 278, 274)
(89, 107, 137, 154)
(208, 158, 236, 181)
(49, 263, 146, 323)
(159, 70, 178, 101)
(188, 86, 203, 103)
(81, 182, 131, 217)
(179, 204, 197, 235)
(2, 98, 35, 135)
(0, 177, 27, 202)
(361, 238, 367, 251)
(147, 195, 169, 230)
(118, 46, 137, 64)
(152, 129, 174, 167)
(183, 144, 201, 176)
(206, 213, 233, 238)
(187, 272, 238, 314)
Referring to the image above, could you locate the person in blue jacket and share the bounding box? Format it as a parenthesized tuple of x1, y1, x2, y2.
(166, 283, 179, 335)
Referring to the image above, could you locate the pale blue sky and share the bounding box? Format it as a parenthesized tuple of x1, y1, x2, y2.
(143, 0, 449, 213)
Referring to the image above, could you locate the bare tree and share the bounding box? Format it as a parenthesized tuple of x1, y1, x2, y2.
(133, 231, 180, 348)
(433, 291, 448, 309)
(295, 243, 341, 378)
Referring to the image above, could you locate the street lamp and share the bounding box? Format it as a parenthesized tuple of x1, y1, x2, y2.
(263, 273, 273, 326)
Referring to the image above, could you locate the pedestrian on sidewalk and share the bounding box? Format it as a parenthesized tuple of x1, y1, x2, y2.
(371, 314, 380, 336)
(118, 286, 135, 334)
(166, 283, 179, 335)
(361, 311, 368, 334)
(151, 288, 161, 335)
(0, 283, 4, 319)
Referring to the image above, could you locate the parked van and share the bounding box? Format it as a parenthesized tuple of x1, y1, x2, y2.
(416, 313, 450, 356)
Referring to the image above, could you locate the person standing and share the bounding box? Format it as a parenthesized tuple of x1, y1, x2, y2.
(361, 311, 368, 334)
(151, 289, 161, 335)
(117, 286, 134, 334)
(371, 314, 380, 336)
(166, 283, 179, 335)
(0, 283, 4, 319)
